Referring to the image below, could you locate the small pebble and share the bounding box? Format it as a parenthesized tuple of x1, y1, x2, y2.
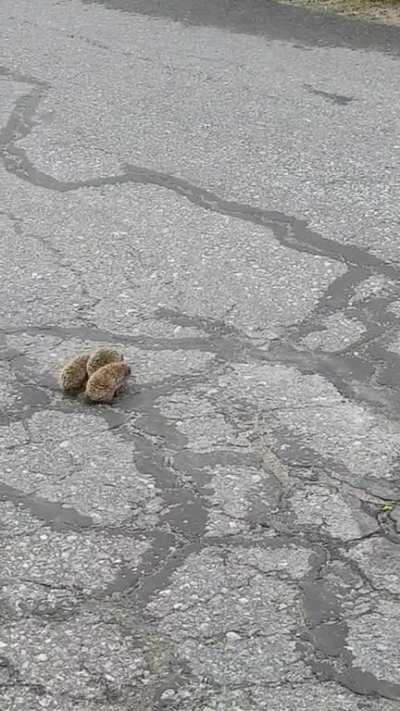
(161, 689, 176, 700)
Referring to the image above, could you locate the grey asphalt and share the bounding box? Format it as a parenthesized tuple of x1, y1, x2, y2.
(1, 0, 400, 708)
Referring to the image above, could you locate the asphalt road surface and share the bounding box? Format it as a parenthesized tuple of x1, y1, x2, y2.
(1, 1, 400, 709)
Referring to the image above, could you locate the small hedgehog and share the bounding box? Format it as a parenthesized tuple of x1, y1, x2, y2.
(60, 354, 90, 392)
(86, 349, 123, 377)
(85, 361, 131, 403)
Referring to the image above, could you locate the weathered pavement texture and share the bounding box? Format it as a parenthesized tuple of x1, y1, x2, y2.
(1, 0, 400, 709)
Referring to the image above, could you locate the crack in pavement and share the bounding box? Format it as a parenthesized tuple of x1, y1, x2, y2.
(0, 481, 94, 530)
(1, 66, 399, 281)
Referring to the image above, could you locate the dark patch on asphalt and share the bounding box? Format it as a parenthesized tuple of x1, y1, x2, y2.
(82, 0, 400, 56)
(338, 667, 400, 701)
(304, 84, 354, 105)
(312, 621, 349, 657)
(0, 482, 93, 530)
(302, 580, 342, 625)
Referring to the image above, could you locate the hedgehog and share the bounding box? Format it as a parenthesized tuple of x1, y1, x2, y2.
(86, 349, 123, 377)
(59, 354, 90, 392)
(85, 361, 131, 403)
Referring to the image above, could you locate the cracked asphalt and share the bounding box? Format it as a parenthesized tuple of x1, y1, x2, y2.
(1, 0, 400, 709)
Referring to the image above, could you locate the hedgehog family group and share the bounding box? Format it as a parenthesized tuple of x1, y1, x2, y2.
(60, 349, 131, 403)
